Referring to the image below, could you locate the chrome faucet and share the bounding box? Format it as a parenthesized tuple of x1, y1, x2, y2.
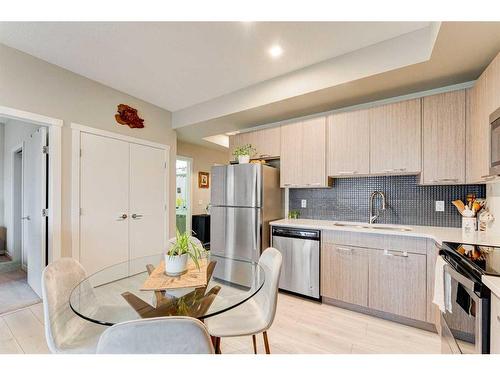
(369, 191, 386, 224)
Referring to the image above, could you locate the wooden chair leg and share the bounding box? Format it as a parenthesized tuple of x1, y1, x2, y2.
(262, 331, 270, 354)
(252, 335, 257, 354)
(215, 337, 221, 354)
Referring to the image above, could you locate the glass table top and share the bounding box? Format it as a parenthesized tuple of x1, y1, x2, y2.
(69, 254, 265, 326)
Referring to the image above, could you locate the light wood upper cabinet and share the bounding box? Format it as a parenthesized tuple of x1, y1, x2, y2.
(280, 120, 303, 186)
(369, 99, 422, 174)
(422, 90, 466, 184)
(228, 126, 281, 161)
(368, 249, 427, 322)
(467, 52, 500, 183)
(321, 243, 369, 306)
(280, 116, 328, 187)
(327, 109, 370, 177)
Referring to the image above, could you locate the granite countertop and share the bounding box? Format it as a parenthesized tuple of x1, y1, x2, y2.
(270, 218, 500, 247)
(483, 276, 500, 298)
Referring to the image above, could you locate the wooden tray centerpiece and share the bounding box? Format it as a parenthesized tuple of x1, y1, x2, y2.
(140, 258, 209, 291)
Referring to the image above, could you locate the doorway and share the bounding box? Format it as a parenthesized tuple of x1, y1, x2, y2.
(0, 122, 48, 313)
(0, 105, 62, 315)
(176, 157, 192, 234)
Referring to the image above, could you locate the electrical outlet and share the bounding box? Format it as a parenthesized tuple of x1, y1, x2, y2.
(435, 201, 445, 212)
(301, 199, 307, 208)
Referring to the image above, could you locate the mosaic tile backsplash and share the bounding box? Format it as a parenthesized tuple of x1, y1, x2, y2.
(289, 175, 486, 228)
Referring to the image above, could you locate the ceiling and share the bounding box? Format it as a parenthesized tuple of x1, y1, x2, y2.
(0, 22, 430, 112)
(1, 22, 500, 151)
(175, 22, 500, 149)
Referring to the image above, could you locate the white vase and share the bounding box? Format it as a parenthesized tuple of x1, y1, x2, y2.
(238, 155, 250, 164)
(165, 253, 188, 276)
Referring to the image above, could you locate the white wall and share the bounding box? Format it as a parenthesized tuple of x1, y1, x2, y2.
(0, 43, 177, 257)
(2, 119, 41, 260)
(487, 183, 500, 233)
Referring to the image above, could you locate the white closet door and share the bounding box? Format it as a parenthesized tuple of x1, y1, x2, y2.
(80, 133, 129, 281)
(23, 127, 47, 297)
(129, 143, 167, 275)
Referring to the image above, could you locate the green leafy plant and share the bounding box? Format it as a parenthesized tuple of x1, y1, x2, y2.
(167, 230, 204, 269)
(233, 143, 256, 158)
(288, 210, 300, 219)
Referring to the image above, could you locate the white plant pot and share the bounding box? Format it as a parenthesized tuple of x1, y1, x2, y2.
(165, 253, 188, 276)
(238, 155, 250, 164)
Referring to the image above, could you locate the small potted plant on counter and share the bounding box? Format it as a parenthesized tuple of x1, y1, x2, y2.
(233, 144, 256, 164)
(165, 230, 204, 276)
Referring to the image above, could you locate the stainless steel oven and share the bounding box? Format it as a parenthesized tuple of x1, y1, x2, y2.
(490, 106, 500, 175)
(440, 242, 495, 354)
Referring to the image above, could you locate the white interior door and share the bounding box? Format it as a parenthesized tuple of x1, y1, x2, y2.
(80, 133, 129, 282)
(129, 143, 167, 274)
(22, 127, 47, 297)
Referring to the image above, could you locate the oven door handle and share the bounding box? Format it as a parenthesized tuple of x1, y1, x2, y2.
(443, 264, 478, 299)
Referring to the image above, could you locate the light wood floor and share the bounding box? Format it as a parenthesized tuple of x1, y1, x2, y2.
(0, 293, 441, 354)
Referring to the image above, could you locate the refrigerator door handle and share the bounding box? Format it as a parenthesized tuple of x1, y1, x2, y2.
(253, 208, 260, 256)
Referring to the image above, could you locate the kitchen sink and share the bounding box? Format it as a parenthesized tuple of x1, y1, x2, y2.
(332, 223, 412, 232)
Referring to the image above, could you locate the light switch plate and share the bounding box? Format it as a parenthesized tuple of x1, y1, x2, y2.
(301, 199, 307, 208)
(435, 201, 445, 212)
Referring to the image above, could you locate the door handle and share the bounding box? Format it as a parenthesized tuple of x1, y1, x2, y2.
(117, 213, 128, 220)
(21, 216, 31, 221)
(131, 214, 143, 219)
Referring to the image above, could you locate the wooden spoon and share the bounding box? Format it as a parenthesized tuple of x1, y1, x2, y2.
(452, 200, 465, 214)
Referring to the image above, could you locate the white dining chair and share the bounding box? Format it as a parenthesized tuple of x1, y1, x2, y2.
(42, 257, 108, 354)
(205, 247, 282, 354)
(96, 316, 214, 354)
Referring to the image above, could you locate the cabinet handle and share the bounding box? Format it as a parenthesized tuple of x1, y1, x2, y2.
(481, 174, 498, 181)
(131, 214, 143, 219)
(337, 247, 353, 252)
(383, 168, 407, 173)
(337, 171, 358, 175)
(117, 213, 128, 220)
(384, 249, 408, 258)
(497, 315, 500, 322)
(432, 178, 459, 183)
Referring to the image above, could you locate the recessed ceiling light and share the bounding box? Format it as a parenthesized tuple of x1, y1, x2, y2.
(269, 45, 283, 58)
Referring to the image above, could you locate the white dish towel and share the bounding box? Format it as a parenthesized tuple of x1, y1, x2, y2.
(432, 256, 452, 313)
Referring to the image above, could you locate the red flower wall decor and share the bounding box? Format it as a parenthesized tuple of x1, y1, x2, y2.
(115, 104, 144, 128)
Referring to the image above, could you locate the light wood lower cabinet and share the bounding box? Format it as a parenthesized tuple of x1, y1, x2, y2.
(491, 293, 500, 354)
(321, 232, 432, 325)
(321, 243, 369, 307)
(368, 249, 427, 322)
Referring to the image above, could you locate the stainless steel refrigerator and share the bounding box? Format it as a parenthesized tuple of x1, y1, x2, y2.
(210, 163, 282, 262)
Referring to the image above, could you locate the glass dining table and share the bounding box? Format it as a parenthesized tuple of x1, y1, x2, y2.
(69, 253, 265, 326)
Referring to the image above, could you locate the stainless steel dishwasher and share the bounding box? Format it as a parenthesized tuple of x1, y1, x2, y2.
(271, 226, 320, 300)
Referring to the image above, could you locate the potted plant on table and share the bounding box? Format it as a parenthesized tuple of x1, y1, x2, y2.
(233, 144, 256, 164)
(165, 230, 204, 276)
